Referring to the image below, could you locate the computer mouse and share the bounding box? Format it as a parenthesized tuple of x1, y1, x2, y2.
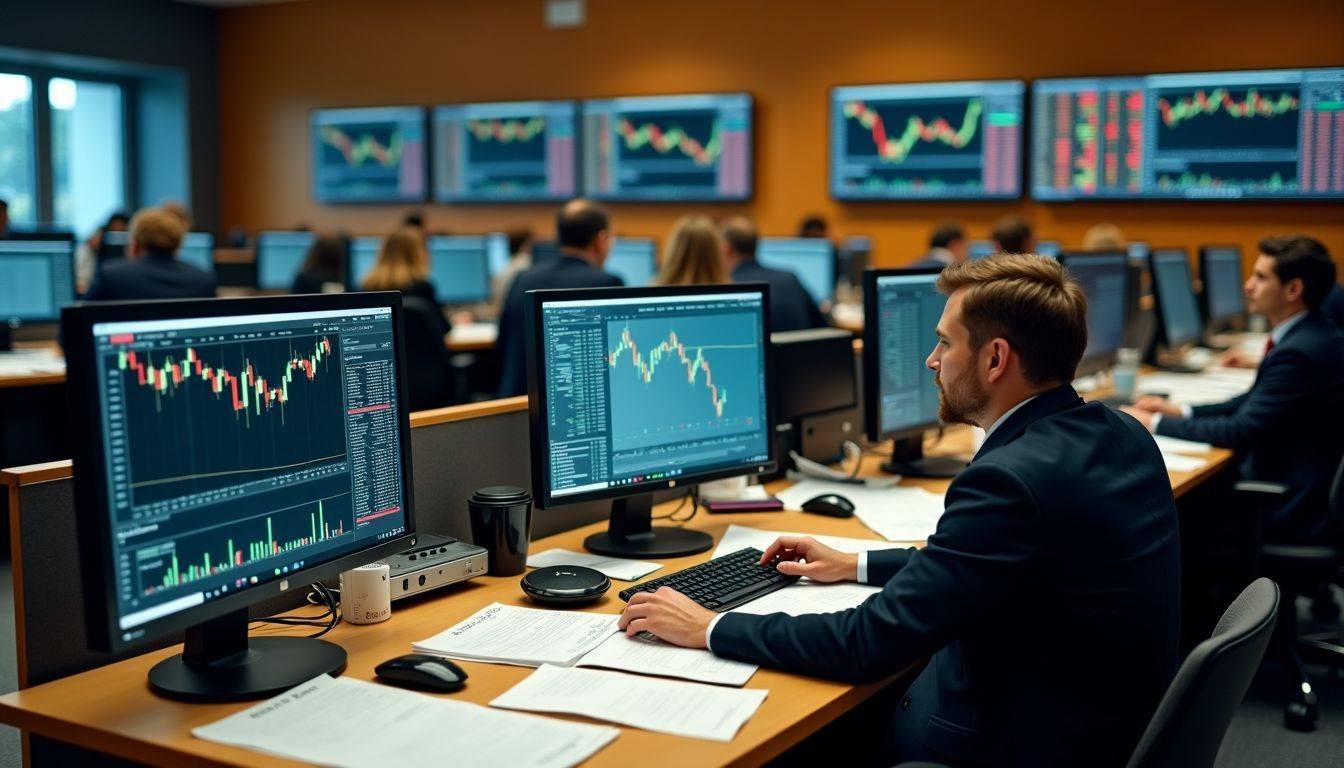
(801, 493, 855, 518)
(374, 653, 468, 693)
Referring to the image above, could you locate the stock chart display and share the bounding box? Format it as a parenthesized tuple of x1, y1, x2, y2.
(93, 306, 407, 633)
(1032, 67, 1344, 200)
(432, 100, 578, 202)
(311, 106, 427, 203)
(539, 291, 769, 499)
(582, 93, 753, 201)
(830, 80, 1024, 200)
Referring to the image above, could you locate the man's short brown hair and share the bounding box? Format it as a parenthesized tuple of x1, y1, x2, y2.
(130, 206, 187, 255)
(936, 254, 1088, 386)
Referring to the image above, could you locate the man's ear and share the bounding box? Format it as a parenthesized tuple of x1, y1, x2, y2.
(1283, 277, 1305, 304)
(984, 338, 1010, 384)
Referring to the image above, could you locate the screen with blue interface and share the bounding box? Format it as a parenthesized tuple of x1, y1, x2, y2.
(347, 236, 383, 290)
(485, 232, 510, 276)
(426, 236, 491, 303)
(1151, 249, 1204, 347)
(830, 80, 1024, 200)
(539, 290, 770, 499)
(969, 240, 996, 260)
(582, 93, 753, 201)
(257, 231, 316, 291)
(756, 238, 835, 303)
(90, 305, 407, 636)
(1032, 68, 1344, 200)
(874, 273, 946, 437)
(311, 106, 427, 203)
(1061, 252, 1129, 366)
(0, 239, 75, 322)
(432, 101, 578, 202)
(1036, 240, 1061, 258)
(604, 238, 657, 287)
(178, 233, 214, 274)
(1201, 247, 1245, 325)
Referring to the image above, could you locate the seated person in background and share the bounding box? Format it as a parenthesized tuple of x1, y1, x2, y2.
(654, 214, 726, 286)
(797, 214, 829, 240)
(490, 226, 534, 309)
(1082, 223, 1125, 250)
(911, 220, 968, 268)
(496, 199, 623, 397)
(361, 226, 439, 306)
(83, 207, 216, 301)
(721, 216, 826, 332)
(75, 210, 131, 292)
(990, 214, 1033, 254)
(1124, 235, 1344, 543)
(160, 200, 193, 231)
(621, 254, 1180, 767)
(291, 233, 348, 294)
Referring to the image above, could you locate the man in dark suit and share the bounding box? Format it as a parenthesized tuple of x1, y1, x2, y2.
(495, 199, 623, 397)
(82, 206, 216, 301)
(721, 217, 826, 332)
(1126, 235, 1344, 543)
(621, 255, 1181, 767)
(910, 221, 968, 269)
(1321, 281, 1344, 329)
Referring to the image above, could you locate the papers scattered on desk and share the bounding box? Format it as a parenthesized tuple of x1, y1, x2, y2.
(413, 603, 617, 667)
(526, 549, 662, 581)
(1138, 368, 1254, 406)
(1152, 434, 1213, 455)
(729, 581, 881, 617)
(491, 664, 768, 742)
(1160, 452, 1208, 473)
(193, 674, 617, 768)
(775, 480, 945, 542)
(576, 631, 758, 686)
(712, 524, 906, 560)
(449, 322, 498, 345)
(0, 348, 65, 377)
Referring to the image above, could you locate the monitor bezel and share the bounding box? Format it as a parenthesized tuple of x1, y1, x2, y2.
(862, 266, 946, 442)
(63, 292, 418, 654)
(309, 105, 430, 205)
(429, 99, 582, 205)
(525, 283, 776, 510)
(1148, 246, 1204, 348)
(0, 232, 77, 324)
(1197, 244, 1247, 328)
(1058, 249, 1131, 377)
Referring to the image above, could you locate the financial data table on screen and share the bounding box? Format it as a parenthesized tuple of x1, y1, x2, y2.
(0, 239, 75, 322)
(256, 232, 316, 291)
(311, 106, 427, 203)
(582, 93, 753, 201)
(756, 238, 835, 304)
(1032, 67, 1344, 200)
(91, 306, 407, 635)
(830, 80, 1024, 200)
(433, 101, 578, 202)
(540, 291, 770, 498)
(874, 274, 946, 436)
(603, 238, 657, 287)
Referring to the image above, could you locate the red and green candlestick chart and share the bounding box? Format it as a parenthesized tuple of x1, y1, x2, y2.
(467, 116, 545, 143)
(842, 98, 983, 162)
(319, 125, 404, 167)
(1157, 88, 1300, 129)
(616, 117, 724, 166)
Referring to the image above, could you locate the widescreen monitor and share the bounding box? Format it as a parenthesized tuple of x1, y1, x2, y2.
(256, 231, 317, 291)
(1199, 245, 1246, 329)
(603, 238, 657, 287)
(0, 236, 76, 324)
(426, 235, 492, 303)
(311, 106, 427, 203)
(969, 239, 996, 260)
(346, 236, 384, 290)
(178, 232, 214, 274)
(1036, 240, 1061, 258)
(1149, 248, 1204, 348)
(756, 238, 835, 304)
(432, 100, 578, 202)
(1059, 251, 1129, 377)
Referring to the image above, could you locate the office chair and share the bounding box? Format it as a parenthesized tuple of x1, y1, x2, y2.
(896, 578, 1280, 768)
(400, 296, 456, 411)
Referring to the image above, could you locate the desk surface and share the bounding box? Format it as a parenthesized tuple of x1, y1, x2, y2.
(0, 425, 1230, 768)
(0, 342, 64, 389)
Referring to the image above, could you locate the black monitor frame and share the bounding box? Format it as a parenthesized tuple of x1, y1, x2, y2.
(1198, 244, 1247, 331)
(1148, 246, 1204, 349)
(1058, 250, 1131, 378)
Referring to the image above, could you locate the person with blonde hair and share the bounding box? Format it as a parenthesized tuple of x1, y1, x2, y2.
(1082, 223, 1125, 251)
(361, 226, 437, 306)
(82, 206, 215, 300)
(656, 215, 727, 286)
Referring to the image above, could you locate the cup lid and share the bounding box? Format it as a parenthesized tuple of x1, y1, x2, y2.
(471, 485, 530, 504)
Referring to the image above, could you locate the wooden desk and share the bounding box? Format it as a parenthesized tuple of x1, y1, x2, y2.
(0, 342, 64, 389)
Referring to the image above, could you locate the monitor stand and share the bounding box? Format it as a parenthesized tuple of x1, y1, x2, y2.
(0, 324, 11, 352)
(880, 436, 966, 479)
(148, 607, 346, 702)
(584, 493, 713, 559)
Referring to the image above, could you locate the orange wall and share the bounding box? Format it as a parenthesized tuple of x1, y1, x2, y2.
(218, 0, 1344, 268)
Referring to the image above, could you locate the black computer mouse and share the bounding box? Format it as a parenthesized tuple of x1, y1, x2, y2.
(375, 653, 468, 693)
(801, 493, 855, 518)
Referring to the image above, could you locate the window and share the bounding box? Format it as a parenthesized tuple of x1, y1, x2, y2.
(50, 77, 126, 237)
(0, 73, 36, 225)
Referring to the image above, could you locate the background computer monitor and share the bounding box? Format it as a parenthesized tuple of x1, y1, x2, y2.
(485, 232, 511, 277)
(310, 105, 428, 203)
(969, 239, 996, 260)
(346, 236, 384, 290)
(1149, 247, 1204, 348)
(837, 236, 872, 287)
(1199, 245, 1246, 330)
(100, 229, 130, 262)
(1059, 251, 1129, 377)
(62, 293, 416, 701)
(256, 231, 317, 291)
(756, 237, 835, 304)
(431, 100, 579, 203)
(0, 236, 76, 325)
(862, 267, 965, 477)
(1124, 244, 1158, 353)
(527, 285, 774, 557)
(178, 232, 215, 274)
(603, 238, 657, 287)
(426, 235, 492, 303)
(1036, 240, 1061, 258)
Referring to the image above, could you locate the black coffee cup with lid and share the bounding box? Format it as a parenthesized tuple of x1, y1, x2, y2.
(468, 486, 532, 576)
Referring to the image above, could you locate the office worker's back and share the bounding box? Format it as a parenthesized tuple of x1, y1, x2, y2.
(83, 254, 216, 301)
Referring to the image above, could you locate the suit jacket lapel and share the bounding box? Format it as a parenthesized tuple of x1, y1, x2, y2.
(972, 385, 1085, 462)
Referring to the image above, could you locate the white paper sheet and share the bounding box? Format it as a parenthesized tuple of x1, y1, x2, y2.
(526, 549, 662, 581)
(413, 603, 618, 667)
(1151, 434, 1213, 455)
(448, 322, 498, 345)
(1160, 452, 1208, 473)
(728, 581, 881, 617)
(193, 674, 618, 768)
(576, 631, 757, 686)
(491, 665, 768, 742)
(775, 480, 945, 541)
(712, 524, 906, 560)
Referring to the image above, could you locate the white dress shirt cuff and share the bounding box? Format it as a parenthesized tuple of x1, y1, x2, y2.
(705, 612, 728, 653)
(1180, 404, 1193, 418)
(1150, 413, 1161, 432)
(857, 552, 868, 584)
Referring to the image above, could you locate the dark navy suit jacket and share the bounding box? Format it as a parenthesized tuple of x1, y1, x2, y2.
(1321, 283, 1344, 330)
(710, 386, 1181, 767)
(1156, 311, 1344, 542)
(83, 254, 216, 301)
(496, 254, 622, 397)
(731, 259, 826, 333)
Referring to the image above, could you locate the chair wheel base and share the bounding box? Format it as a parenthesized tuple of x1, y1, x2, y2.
(1284, 701, 1318, 732)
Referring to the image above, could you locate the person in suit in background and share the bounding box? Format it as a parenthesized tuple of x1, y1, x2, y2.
(619, 254, 1181, 767)
(495, 199, 624, 397)
(1083, 223, 1125, 250)
(991, 214, 1034, 254)
(655, 214, 726, 286)
(83, 206, 216, 301)
(911, 221, 968, 268)
(291, 233, 348, 294)
(1125, 235, 1344, 543)
(74, 210, 131, 291)
(797, 214, 829, 240)
(721, 217, 826, 332)
(490, 226, 534, 310)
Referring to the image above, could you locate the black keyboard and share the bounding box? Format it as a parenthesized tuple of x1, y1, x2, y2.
(618, 547, 798, 612)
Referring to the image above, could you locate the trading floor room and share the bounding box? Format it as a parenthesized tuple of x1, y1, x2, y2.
(0, 1, 1342, 766)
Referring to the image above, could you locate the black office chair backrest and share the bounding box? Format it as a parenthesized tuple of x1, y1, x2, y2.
(1127, 577, 1279, 768)
(399, 295, 453, 411)
(1328, 452, 1344, 550)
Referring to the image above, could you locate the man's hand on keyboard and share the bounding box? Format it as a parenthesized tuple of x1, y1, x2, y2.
(759, 536, 859, 583)
(618, 587, 714, 648)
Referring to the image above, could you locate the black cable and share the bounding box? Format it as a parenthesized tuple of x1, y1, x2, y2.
(665, 487, 700, 524)
(652, 488, 694, 520)
(251, 582, 341, 638)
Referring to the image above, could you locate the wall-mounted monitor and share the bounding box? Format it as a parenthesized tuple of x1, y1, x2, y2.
(311, 106, 427, 203)
(432, 100, 578, 202)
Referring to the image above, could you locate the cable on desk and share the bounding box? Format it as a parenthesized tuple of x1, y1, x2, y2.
(250, 582, 341, 638)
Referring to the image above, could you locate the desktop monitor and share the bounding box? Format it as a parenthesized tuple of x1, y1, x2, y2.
(1059, 251, 1129, 378)
(432, 100, 579, 202)
(1128, 241, 1151, 262)
(256, 231, 317, 291)
(485, 232, 511, 277)
(756, 238, 835, 304)
(837, 236, 872, 287)
(101, 229, 130, 262)
(1149, 247, 1204, 348)
(527, 285, 774, 558)
(969, 239, 996, 260)
(62, 293, 416, 701)
(1036, 240, 1061, 259)
(346, 236, 384, 290)
(862, 267, 965, 477)
(178, 232, 215, 274)
(0, 236, 76, 325)
(603, 238, 657, 287)
(311, 106, 427, 203)
(1199, 245, 1246, 330)
(1124, 244, 1158, 353)
(426, 235, 493, 303)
